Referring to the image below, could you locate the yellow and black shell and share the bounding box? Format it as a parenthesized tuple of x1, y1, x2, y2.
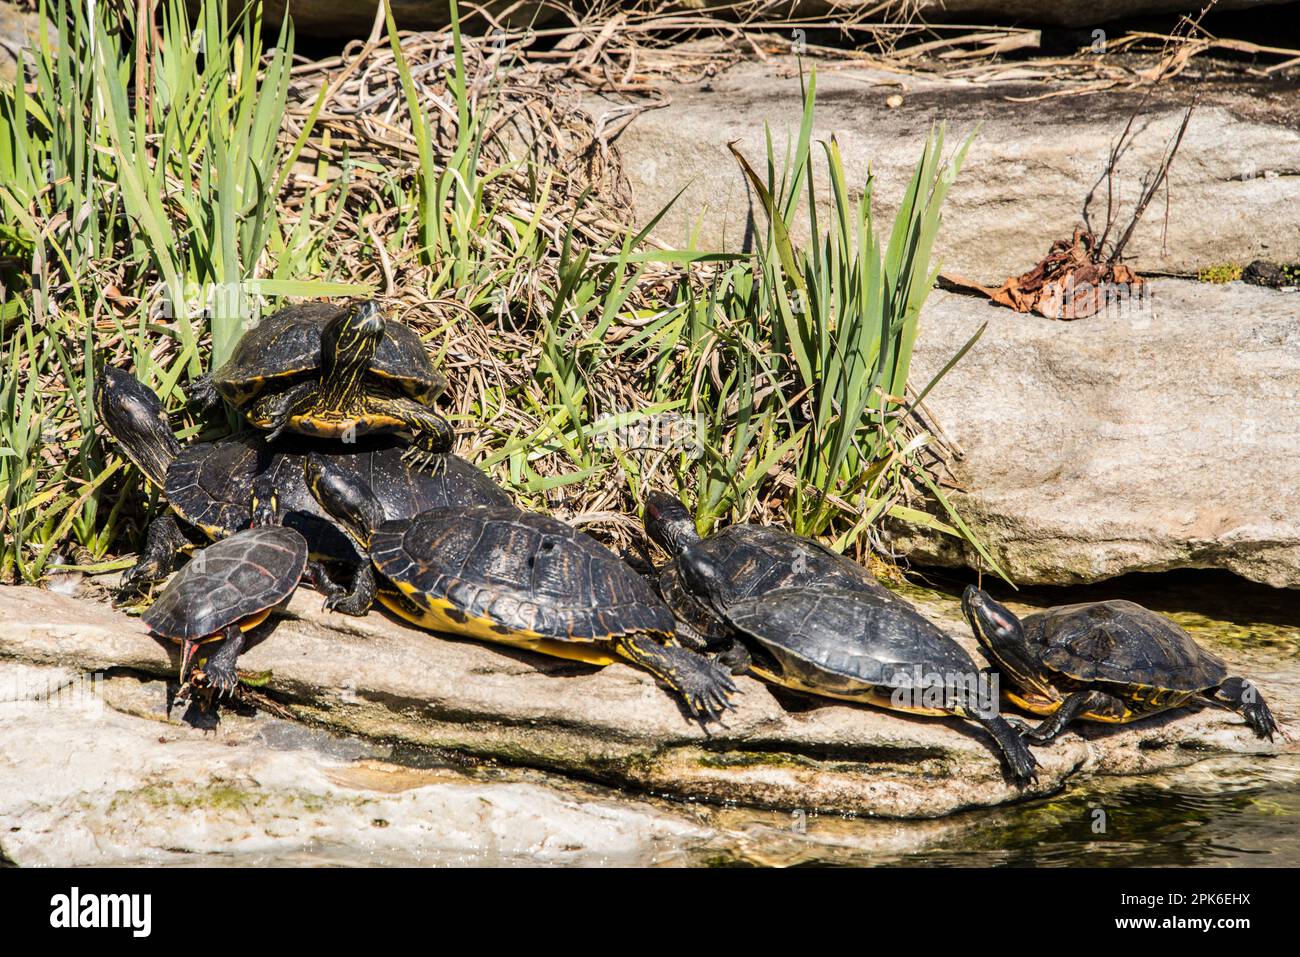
(370, 507, 676, 645)
(142, 526, 307, 640)
(210, 303, 445, 408)
(1022, 600, 1227, 699)
(165, 435, 512, 561)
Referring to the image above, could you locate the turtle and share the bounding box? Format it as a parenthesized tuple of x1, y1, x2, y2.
(303, 454, 739, 722)
(713, 585, 1040, 786)
(142, 525, 307, 696)
(95, 366, 511, 599)
(191, 300, 453, 451)
(961, 586, 1280, 744)
(642, 491, 898, 673)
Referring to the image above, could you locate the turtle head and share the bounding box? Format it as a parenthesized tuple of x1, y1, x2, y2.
(320, 300, 385, 396)
(304, 452, 383, 550)
(677, 550, 738, 613)
(94, 366, 182, 488)
(643, 491, 700, 554)
(178, 633, 225, 686)
(962, 586, 1041, 689)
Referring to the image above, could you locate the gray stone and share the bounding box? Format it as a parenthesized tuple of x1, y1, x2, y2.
(0, 661, 713, 866)
(0, 584, 1284, 824)
(687, 1, 1288, 29)
(0, 2, 55, 84)
(605, 61, 1300, 282)
(891, 278, 1300, 589)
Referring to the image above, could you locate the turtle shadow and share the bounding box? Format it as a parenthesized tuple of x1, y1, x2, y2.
(760, 683, 1042, 784)
(369, 604, 732, 732)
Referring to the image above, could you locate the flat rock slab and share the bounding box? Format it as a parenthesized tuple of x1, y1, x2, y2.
(894, 278, 1300, 588)
(1, 584, 1286, 821)
(606, 60, 1300, 281)
(0, 663, 710, 866)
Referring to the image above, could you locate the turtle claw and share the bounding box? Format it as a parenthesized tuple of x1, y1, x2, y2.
(187, 373, 221, 411)
(322, 589, 370, 616)
(678, 656, 740, 725)
(1243, 700, 1280, 742)
(202, 662, 241, 699)
(1010, 757, 1040, 789)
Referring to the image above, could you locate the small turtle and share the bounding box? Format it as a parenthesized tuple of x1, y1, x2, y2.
(304, 454, 738, 721)
(642, 492, 897, 673)
(142, 526, 307, 696)
(962, 587, 1279, 744)
(95, 366, 509, 598)
(192, 300, 452, 451)
(717, 586, 1040, 786)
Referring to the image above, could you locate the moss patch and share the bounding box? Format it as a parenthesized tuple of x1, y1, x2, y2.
(1197, 263, 1242, 283)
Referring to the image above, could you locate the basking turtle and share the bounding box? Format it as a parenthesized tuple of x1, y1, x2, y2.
(717, 586, 1040, 786)
(95, 366, 510, 597)
(962, 587, 1279, 744)
(192, 300, 452, 451)
(304, 455, 738, 721)
(643, 492, 897, 673)
(143, 525, 307, 696)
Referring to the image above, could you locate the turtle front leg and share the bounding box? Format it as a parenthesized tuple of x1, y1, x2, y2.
(200, 623, 246, 698)
(1019, 690, 1125, 744)
(187, 373, 221, 411)
(714, 639, 753, 676)
(670, 617, 751, 676)
(322, 560, 377, 616)
(375, 396, 453, 453)
(611, 633, 738, 723)
(1204, 677, 1279, 740)
(251, 380, 319, 442)
(119, 514, 195, 594)
(969, 713, 1040, 787)
(306, 560, 346, 599)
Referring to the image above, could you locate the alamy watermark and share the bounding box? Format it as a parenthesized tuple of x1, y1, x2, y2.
(885, 664, 1000, 719)
(50, 887, 151, 937)
(591, 410, 706, 459)
(149, 280, 271, 332)
(1041, 276, 1155, 325)
(0, 671, 104, 717)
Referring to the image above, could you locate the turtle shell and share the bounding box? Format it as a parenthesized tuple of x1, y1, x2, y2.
(680, 524, 893, 604)
(1022, 600, 1226, 693)
(371, 507, 674, 642)
(143, 526, 307, 640)
(165, 435, 511, 561)
(723, 586, 977, 697)
(666, 524, 896, 639)
(211, 303, 445, 405)
(164, 435, 264, 538)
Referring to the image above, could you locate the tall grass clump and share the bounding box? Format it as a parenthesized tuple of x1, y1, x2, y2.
(1, 0, 357, 581)
(2, 3, 999, 586)
(655, 70, 1004, 573)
